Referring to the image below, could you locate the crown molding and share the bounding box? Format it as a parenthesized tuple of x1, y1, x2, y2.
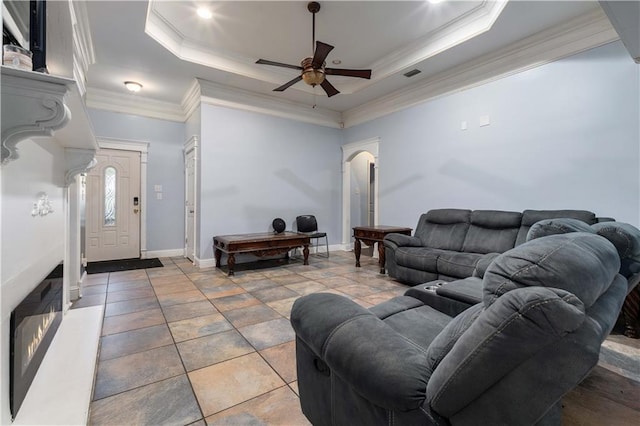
(85, 87, 186, 122)
(342, 8, 618, 128)
(197, 79, 342, 128)
(181, 79, 202, 120)
(143, 0, 507, 97)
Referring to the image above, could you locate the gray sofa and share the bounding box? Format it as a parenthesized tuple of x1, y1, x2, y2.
(384, 208, 599, 285)
(291, 224, 639, 425)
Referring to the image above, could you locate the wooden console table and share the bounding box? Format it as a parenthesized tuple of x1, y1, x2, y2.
(353, 226, 412, 274)
(213, 232, 310, 276)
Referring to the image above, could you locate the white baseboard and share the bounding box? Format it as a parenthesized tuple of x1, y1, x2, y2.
(195, 256, 216, 269)
(143, 248, 185, 259)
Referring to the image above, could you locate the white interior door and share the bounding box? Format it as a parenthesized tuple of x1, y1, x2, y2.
(185, 147, 196, 262)
(86, 149, 141, 261)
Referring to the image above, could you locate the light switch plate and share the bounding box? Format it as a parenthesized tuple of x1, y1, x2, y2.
(479, 115, 490, 127)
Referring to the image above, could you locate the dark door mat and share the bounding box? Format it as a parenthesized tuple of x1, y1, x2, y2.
(86, 258, 164, 274)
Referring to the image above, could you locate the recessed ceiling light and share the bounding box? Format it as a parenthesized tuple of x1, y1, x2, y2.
(428, 0, 444, 4)
(124, 81, 143, 92)
(197, 7, 213, 19)
(332, 59, 342, 65)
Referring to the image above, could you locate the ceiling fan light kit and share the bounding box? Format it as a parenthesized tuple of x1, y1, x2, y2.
(256, 1, 372, 98)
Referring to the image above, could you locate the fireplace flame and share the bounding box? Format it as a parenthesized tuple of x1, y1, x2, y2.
(23, 305, 57, 371)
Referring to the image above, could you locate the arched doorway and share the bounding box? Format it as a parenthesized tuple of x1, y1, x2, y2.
(341, 137, 380, 249)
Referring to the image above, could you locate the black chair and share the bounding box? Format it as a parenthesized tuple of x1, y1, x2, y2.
(296, 215, 329, 257)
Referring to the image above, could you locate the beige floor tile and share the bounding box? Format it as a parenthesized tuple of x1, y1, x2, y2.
(252, 286, 299, 303)
(150, 274, 192, 286)
(270, 274, 309, 285)
(71, 293, 106, 309)
(238, 318, 295, 350)
(210, 293, 262, 312)
(203, 284, 246, 299)
(204, 386, 309, 425)
(83, 284, 107, 295)
(168, 313, 233, 342)
(100, 324, 174, 361)
(93, 345, 184, 400)
(335, 283, 382, 298)
(104, 296, 160, 317)
(108, 269, 149, 283)
(266, 297, 300, 319)
(189, 352, 284, 417)
(153, 281, 199, 296)
(315, 276, 359, 288)
(288, 381, 299, 396)
(259, 341, 297, 383)
(285, 281, 328, 296)
(107, 279, 152, 293)
(157, 289, 208, 307)
(102, 308, 166, 336)
(85, 273, 109, 285)
(162, 300, 218, 323)
(106, 286, 156, 303)
(177, 330, 255, 371)
(146, 266, 185, 278)
(90, 375, 202, 425)
(222, 304, 281, 328)
(238, 278, 281, 292)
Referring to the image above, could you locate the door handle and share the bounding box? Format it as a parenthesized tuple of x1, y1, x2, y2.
(189, 210, 194, 213)
(134, 208, 139, 214)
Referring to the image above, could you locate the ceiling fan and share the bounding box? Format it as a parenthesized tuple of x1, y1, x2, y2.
(256, 1, 372, 98)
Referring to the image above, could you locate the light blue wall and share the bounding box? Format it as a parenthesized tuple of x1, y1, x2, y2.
(199, 104, 343, 261)
(344, 41, 640, 227)
(88, 109, 186, 251)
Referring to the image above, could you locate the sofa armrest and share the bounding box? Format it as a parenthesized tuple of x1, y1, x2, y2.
(472, 253, 500, 278)
(384, 233, 422, 248)
(291, 293, 430, 411)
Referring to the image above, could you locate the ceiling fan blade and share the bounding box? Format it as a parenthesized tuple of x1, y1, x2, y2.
(325, 68, 372, 79)
(320, 79, 340, 97)
(311, 41, 334, 69)
(256, 59, 302, 70)
(274, 75, 303, 92)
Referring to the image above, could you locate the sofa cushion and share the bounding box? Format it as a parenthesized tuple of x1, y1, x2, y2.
(515, 209, 597, 246)
(395, 247, 445, 271)
(415, 209, 471, 251)
(436, 252, 484, 279)
(462, 210, 522, 254)
(483, 233, 620, 308)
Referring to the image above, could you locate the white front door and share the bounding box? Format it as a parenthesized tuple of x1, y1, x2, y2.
(86, 149, 141, 261)
(185, 146, 196, 262)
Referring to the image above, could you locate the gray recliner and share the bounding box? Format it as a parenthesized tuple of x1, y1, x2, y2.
(291, 232, 628, 425)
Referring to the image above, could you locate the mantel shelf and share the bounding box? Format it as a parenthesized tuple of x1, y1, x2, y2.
(1, 66, 98, 184)
(1, 66, 98, 171)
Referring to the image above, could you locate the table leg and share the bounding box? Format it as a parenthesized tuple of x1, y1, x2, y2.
(303, 244, 309, 265)
(354, 238, 362, 267)
(378, 242, 386, 274)
(214, 248, 222, 268)
(227, 253, 236, 276)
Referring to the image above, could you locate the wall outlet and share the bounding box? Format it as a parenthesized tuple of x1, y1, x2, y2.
(156, 192, 163, 200)
(154, 185, 162, 192)
(460, 121, 468, 130)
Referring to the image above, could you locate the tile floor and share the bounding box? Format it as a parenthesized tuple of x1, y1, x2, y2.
(73, 251, 640, 425)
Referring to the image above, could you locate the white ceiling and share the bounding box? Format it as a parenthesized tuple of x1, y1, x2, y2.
(83, 1, 612, 121)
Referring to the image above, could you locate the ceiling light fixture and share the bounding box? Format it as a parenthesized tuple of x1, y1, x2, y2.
(428, 0, 444, 4)
(124, 81, 143, 92)
(197, 7, 213, 19)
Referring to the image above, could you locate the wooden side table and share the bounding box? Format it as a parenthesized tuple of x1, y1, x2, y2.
(353, 226, 412, 274)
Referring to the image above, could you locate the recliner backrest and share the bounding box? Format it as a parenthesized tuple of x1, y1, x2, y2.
(515, 209, 597, 246)
(462, 210, 522, 254)
(414, 209, 470, 251)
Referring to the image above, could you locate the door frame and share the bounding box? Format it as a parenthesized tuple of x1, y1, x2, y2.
(341, 137, 380, 248)
(95, 137, 149, 258)
(184, 135, 199, 263)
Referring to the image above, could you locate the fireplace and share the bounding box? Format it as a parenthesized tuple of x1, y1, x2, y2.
(9, 263, 63, 419)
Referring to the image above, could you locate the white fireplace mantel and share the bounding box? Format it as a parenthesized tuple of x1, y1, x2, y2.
(1, 66, 98, 169)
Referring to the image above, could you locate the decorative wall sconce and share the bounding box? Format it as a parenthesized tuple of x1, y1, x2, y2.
(32, 193, 54, 217)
